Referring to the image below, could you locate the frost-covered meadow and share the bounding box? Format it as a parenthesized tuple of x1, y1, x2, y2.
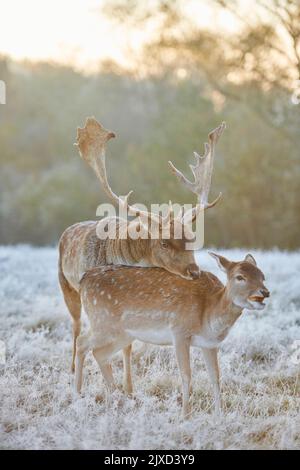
(0, 245, 299, 450)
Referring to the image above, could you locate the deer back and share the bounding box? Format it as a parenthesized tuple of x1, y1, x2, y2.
(59, 219, 154, 291)
(79, 266, 224, 333)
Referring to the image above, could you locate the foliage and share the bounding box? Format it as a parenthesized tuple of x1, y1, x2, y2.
(0, 53, 299, 248)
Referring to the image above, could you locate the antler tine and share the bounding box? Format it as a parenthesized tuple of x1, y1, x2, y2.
(200, 121, 226, 206)
(162, 200, 175, 225)
(75, 117, 154, 221)
(168, 122, 225, 221)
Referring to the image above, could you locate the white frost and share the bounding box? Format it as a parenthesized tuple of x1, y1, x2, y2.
(0, 245, 299, 450)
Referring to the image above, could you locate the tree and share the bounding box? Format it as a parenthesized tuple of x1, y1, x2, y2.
(102, 0, 300, 141)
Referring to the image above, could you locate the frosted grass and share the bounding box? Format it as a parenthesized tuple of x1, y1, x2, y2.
(0, 246, 299, 449)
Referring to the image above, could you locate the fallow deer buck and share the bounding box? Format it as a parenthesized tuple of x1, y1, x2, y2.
(75, 253, 269, 417)
(59, 117, 225, 381)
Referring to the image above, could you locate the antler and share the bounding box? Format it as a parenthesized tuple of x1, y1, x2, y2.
(75, 117, 159, 223)
(168, 122, 226, 223)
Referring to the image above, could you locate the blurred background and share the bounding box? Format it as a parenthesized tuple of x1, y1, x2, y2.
(0, 0, 299, 248)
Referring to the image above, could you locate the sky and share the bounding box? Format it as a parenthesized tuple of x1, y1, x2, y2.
(0, 0, 248, 70)
(0, 0, 124, 70)
(0, 0, 263, 71)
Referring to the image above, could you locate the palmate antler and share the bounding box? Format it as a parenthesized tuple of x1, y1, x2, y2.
(75, 117, 159, 225)
(168, 122, 226, 223)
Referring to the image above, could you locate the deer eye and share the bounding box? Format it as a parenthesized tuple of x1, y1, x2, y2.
(160, 241, 168, 249)
(236, 275, 245, 281)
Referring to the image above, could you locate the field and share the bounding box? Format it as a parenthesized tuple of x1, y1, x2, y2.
(0, 245, 299, 450)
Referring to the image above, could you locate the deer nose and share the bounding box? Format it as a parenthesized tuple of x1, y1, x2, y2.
(260, 287, 270, 298)
(187, 263, 200, 280)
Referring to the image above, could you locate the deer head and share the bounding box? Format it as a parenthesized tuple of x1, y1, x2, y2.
(147, 222, 200, 280)
(209, 252, 270, 310)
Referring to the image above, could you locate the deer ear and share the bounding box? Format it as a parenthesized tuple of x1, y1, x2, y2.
(208, 252, 232, 273)
(244, 253, 256, 266)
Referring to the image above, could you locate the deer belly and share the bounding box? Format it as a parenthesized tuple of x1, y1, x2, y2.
(191, 335, 221, 348)
(125, 328, 172, 346)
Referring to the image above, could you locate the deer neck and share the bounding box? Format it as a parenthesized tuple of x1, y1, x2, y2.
(106, 237, 153, 268)
(213, 285, 243, 325)
(202, 286, 243, 342)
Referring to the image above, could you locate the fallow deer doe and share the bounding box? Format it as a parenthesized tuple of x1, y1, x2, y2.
(59, 118, 225, 378)
(76, 253, 269, 417)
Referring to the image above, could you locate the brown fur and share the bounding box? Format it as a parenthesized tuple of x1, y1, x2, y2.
(58, 218, 197, 374)
(59, 117, 224, 374)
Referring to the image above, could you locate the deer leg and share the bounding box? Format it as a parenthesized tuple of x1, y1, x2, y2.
(122, 344, 133, 395)
(201, 347, 221, 416)
(72, 316, 81, 373)
(75, 350, 85, 394)
(93, 346, 116, 392)
(59, 269, 81, 373)
(173, 335, 191, 419)
(75, 333, 90, 393)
